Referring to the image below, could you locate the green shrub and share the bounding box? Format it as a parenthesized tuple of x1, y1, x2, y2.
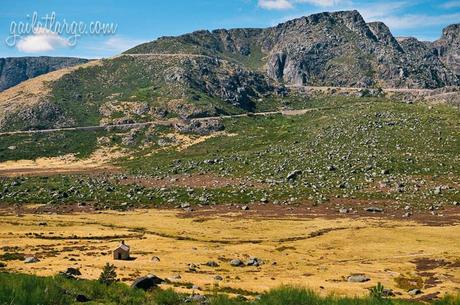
(0, 273, 71, 305)
(370, 282, 386, 299)
(153, 288, 183, 305)
(99, 263, 118, 285)
(0, 253, 25, 261)
(0, 273, 459, 305)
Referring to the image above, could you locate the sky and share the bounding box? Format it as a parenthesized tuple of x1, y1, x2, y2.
(1, 0, 459, 59)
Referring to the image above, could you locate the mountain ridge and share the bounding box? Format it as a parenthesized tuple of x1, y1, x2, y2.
(126, 10, 460, 89)
(0, 10, 459, 132)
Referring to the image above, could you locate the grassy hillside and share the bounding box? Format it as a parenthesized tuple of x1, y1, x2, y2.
(0, 97, 458, 210)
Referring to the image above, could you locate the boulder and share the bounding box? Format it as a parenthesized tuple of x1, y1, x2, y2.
(131, 275, 164, 291)
(61, 267, 82, 278)
(24, 256, 40, 264)
(365, 207, 384, 213)
(347, 274, 370, 283)
(408, 289, 423, 296)
(246, 257, 263, 266)
(206, 261, 219, 267)
(75, 294, 91, 303)
(230, 259, 244, 267)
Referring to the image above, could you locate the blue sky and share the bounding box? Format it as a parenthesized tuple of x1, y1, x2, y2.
(1, 0, 459, 58)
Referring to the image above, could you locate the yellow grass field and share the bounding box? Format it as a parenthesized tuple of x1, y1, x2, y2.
(0, 207, 459, 298)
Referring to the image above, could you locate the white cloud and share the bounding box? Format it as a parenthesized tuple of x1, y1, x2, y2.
(258, 0, 293, 10)
(258, 0, 348, 10)
(357, 2, 409, 20)
(440, 1, 460, 9)
(16, 27, 70, 53)
(103, 36, 144, 52)
(296, 0, 345, 7)
(379, 13, 460, 29)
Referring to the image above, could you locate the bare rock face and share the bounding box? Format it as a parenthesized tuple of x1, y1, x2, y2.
(262, 11, 459, 88)
(0, 57, 89, 91)
(175, 57, 273, 111)
(434, 24, 460, 78)
(397, 37, 458, 88)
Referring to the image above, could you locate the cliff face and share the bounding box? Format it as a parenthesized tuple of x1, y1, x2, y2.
(127, 10, 460, 89)
(0, 57, 89, 92)
(434, 24, 460, 78)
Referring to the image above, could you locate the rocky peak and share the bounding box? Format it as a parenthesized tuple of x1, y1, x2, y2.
(434, 24, 460, 77)
(368, 22, 403, 50)
(441, 24, 460, 42)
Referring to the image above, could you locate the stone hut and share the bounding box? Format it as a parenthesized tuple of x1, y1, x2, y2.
(113, 240, 130, 260)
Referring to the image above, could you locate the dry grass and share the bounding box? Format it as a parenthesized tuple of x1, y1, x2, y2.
(0, 146, 123, 176)
(0, 208, 459, 298)
(0, 61, 102, 121)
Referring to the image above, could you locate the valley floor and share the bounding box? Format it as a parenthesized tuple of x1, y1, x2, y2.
(0, 206, 459, 301)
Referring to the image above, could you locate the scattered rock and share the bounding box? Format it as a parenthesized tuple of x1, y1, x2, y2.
(188, 263, 198, 272)
(230, 259, 244, 267)
(347, 274, 370, 283)
(382, 289, 395, 297)
(206, 261, 219, 267)
(286, 170, 302, 181)
(24, 256, 39, 264)
(434, 187, 442, 195)
(365, 207, 384, 213)
(408, 289, 423, 296)
(246, 257, 263, 266)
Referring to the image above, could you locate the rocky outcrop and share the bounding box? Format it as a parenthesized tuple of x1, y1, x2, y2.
(397, 37, 458, 88)
(433, 24, 460, 78)
(0, 56, 89, 91)
(174, 57, 273, 110)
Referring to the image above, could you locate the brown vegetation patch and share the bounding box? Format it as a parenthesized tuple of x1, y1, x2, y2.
(395, 275, 424, 290)
(179, 201, 460, 226)
(412, 258, 452, 272)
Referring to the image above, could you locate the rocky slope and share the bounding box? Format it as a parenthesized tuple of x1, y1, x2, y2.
(0, 56, 89, 92)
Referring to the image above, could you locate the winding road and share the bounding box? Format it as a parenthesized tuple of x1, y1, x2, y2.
(0, 108, 317, 136)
